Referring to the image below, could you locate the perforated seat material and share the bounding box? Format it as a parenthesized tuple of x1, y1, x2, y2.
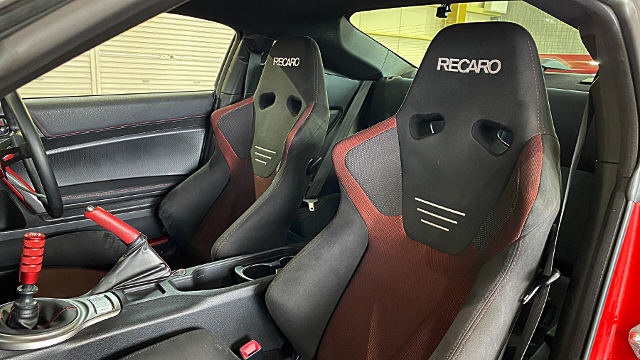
(317, 118, 546, 359)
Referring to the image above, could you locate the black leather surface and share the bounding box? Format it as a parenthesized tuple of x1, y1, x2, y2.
(397, 22, 554, 254)
(87, 236, 171, 295)
(0, 299, 78, 334)
(119, 329, 240, 360)
(42, 231, 127, 271)
(250, 36, 327, 178)
(25, 91, 213, 138)
(58, 176, 185, 206)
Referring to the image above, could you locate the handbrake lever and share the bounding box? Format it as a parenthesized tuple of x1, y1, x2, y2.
(85, 205, 141, 244)
(84, 206, 171, 295)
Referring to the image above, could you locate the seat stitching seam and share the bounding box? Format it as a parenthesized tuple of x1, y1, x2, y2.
(37, 307, 77, 330)
(32, 114, 207, 138)
(450, 240, 523, 360)
(213, 155, 291, 258)
(527, 39, 542, 135)
(61, 183, 173, 200)
(213, 103, 322, 258)
(450, 136, 545, 358)
(444, 244, 515, 360)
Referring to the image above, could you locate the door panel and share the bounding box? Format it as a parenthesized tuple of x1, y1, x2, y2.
(0, 91, 215, 267)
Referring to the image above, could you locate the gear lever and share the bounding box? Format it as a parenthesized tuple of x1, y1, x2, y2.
(84, 206, 171, 295)
(8, 233, 45, 329)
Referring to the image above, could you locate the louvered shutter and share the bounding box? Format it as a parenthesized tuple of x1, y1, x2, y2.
(19, 13, 235, 98)
(98, 14, 235, 95)
(19, 52, 93, 98)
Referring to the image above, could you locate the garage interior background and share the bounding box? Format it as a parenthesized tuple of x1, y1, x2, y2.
(19, 1, 589, 98)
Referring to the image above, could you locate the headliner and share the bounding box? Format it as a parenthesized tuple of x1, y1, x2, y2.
(173, 0, 586, 38)
(175, 0, 437, 37)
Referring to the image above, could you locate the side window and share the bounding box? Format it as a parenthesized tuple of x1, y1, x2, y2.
(351, 2, 595, 72)
(19, 13, 235, 98)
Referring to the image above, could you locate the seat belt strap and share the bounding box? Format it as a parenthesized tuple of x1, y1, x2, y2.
(244, 50, 264, 99)
(303, 80, 373, 210)
(514, 89, 594, 359)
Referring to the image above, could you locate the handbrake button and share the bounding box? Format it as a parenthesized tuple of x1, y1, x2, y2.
(87, 294, 115, 315)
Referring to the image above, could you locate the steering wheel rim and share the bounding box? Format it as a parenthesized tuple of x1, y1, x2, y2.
(1, 92, 63, 218)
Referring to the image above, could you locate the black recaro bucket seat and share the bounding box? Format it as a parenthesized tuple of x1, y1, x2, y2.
(125, 22, 561, 360)
(159, 35, 330, 263)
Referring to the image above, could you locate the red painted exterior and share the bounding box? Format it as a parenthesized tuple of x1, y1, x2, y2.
(589, 202, 640, 360)
(539, 54, 599, 74)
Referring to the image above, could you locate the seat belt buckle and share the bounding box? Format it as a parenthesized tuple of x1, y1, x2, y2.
(522, 268, 561, 304)
(240, 340, 262, 360)
(304, 198, 318, 212)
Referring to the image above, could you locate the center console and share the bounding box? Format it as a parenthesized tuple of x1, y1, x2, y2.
(0, 207, 303, 359)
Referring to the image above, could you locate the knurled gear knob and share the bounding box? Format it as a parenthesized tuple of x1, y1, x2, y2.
(19, 232, 45, 285)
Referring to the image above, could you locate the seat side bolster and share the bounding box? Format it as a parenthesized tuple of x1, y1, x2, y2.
(211, 104, 329, 260)
(158, 139, 230, 249)
(265, 190, 368, 360)
(429, 135, 562, 360)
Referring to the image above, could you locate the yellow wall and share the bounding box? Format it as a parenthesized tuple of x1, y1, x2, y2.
(19, 13, 235, 99)
(351, 2, 588, 66)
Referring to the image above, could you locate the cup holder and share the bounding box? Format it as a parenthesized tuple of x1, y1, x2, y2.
(234, 256, 294, 282)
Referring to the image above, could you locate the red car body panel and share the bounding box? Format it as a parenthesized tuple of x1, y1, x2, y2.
(539, 54, 599, 74)
(589, 203, 640, 360)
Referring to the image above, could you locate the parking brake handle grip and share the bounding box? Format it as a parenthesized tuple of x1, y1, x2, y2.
(85, 206, 140, 244)
(84, 205, 171, 295)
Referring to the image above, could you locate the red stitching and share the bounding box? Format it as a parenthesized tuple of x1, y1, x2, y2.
(37, 307, 76, 330)
(7, 306, 14, 324)
(62, 183, 173, 200)
(444, 247, 514, 360)
(32, 114, 207, 138)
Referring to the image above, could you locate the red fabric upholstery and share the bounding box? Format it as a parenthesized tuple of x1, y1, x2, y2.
(187, 99, 314, 262)
(317, 117, 544, 359)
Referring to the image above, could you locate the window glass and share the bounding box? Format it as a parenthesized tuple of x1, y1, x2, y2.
(19, 13, 235, 98)
(351, 2, 593, 71)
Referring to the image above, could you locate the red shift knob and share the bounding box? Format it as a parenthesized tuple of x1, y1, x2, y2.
(19, 232, 45, 285)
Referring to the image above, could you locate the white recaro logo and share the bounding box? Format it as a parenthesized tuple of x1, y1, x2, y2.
(437, 57, 502, 74)
(273, 57, 300, 67)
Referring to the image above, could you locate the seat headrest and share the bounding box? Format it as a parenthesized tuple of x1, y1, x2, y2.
(396, 22, 555, 254)
(250, 36, 327, 178)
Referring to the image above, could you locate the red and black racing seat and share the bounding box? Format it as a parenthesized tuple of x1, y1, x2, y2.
(125, 22, 561, 360)
(159, 36, 329, 264)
